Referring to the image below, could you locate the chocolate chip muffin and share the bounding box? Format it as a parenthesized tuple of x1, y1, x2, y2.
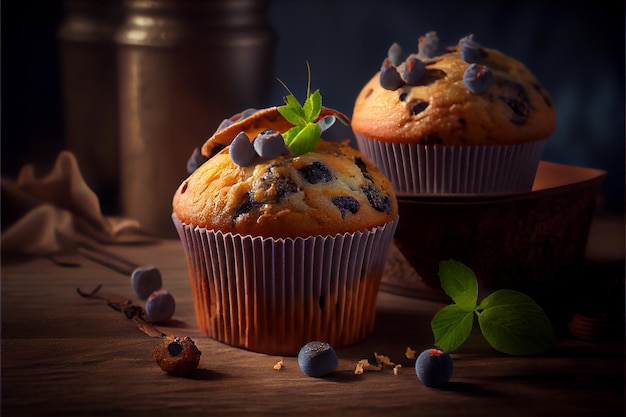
(171, 104, 398, 355)
(352, 32, 556, 194)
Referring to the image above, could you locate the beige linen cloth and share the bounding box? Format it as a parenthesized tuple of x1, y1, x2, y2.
(2, 151, 149, 257)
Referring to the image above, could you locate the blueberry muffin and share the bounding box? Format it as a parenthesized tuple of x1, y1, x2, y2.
(152, 335, 201, 377)
(173, 139, 396, 239)
(172, 97, 399, 355)
(352, 32, 556, 194)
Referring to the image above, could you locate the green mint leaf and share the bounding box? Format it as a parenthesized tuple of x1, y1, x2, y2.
(288, 122, 321, 156)
(431, 304, 475, 351)
(278, 99, 307, 126)
(476, 289, 556, 356)
(303, 89, 322, 122)
(276, 63, 324, 156)
(282, 125, 302, 146)
(438, 260, 478, 311)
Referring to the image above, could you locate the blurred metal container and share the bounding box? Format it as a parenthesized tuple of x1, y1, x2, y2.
(58, 0, 123, 215)
(115, 0, 275, 237)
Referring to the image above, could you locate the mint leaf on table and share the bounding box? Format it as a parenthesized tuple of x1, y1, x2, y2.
(476, 289, 556, 356)
(432, 304, 475, 351)
(432, 260, 556, 356)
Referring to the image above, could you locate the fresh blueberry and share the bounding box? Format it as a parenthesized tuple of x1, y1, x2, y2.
(459, 35, 488, 64)
(217, 108, 258, 132)
(388, 42, 403, 66)
(186, 147, 209, 174)
(145, 289, 176, 323)
(131, 266, 162, 300)
(229, 131, 257, 166)
(415, 348, 453, 387)
(215, 118, 234, 133)
(463, 63, 493, 94)
(253, 130, 287, 160)
(418, 31, 439, 59)
(380, 58, 405, 90)
(297, 341, 338, 377)
(403, 57, 426, 85)
(235, 107, 259, 121)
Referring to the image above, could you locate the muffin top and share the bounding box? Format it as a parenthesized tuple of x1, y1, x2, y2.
(173, 138, 397, 238)
(352, 32, 556, 146)
(174, 77, 397, 239)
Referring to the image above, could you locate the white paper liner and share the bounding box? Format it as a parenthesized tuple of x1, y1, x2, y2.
(355, 133, 547, 194)
(172, 214, 399, 356)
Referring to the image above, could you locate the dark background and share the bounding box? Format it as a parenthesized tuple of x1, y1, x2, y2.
(2, 0, 624, 215)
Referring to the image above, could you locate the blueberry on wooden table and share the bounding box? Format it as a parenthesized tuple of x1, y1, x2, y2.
(415, 347, 453, 387)
(146, 289, 176, 323)
(131, 266, 162, 300)
(298, 341, 339, 377)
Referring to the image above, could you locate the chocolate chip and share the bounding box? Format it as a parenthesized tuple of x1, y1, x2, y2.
(409, 100, 429, 115)
(299, 161, 334, 184)
(399, 92, 408, 101)
(332, 196, 360, 219)
(362, 185, 392, 214)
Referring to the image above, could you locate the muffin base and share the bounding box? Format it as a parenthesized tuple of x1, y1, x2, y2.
(355, 134, 547, 194)
(173, 214, 399, 356)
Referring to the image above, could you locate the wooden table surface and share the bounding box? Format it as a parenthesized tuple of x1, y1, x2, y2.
(2, 214, 624, 417)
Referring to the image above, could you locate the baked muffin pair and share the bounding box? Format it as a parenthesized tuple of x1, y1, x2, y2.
(171, 32, 556, 355)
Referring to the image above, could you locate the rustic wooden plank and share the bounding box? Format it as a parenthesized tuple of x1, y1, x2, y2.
(1, 217, 624, 417)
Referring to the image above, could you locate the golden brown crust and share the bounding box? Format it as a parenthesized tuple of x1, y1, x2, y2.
(173, 140, 397, 238)
(352, 47, 556, 146)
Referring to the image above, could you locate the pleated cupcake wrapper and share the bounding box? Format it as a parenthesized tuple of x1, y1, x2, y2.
(355, 134, 547, 194)
(172, 214, 399, 356)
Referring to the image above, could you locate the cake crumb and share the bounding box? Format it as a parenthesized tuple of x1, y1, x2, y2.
(374, 352, 395, 367)
(273, 359, 284, 370)
(393, 364, 402, 375)
(405, 346, 416, 359)
(355, 359, 382, 374)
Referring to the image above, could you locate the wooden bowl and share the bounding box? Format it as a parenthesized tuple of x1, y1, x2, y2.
(389, 161, 607, 316)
